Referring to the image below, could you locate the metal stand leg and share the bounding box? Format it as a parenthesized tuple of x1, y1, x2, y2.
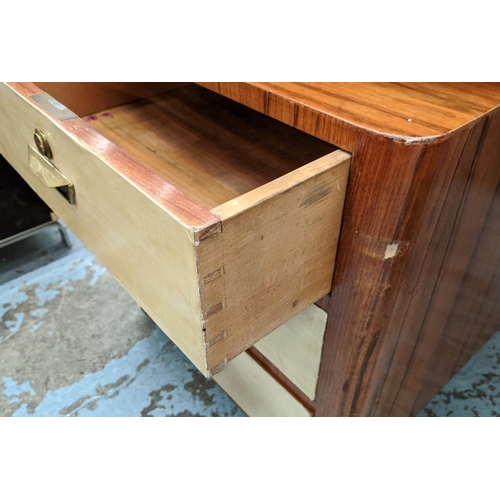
(0, 219, 71, 249)
(54, 220, 72, 249)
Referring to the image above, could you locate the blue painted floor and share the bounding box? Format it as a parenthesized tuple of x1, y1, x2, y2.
(0, 224, 498, 416)
(418, 332, 500, 417)
(0, 225, 243, 417)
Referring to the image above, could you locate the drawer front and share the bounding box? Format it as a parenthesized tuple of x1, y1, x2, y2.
(253, 304, 327, 400)
(0, 83, 350, 377)
(206, 154, 349, 374)
(214, 352, 311, 417)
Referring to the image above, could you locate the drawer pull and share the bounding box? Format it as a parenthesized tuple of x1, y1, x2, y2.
(34, 128, 52, 159)
(28, 145, 76, 204)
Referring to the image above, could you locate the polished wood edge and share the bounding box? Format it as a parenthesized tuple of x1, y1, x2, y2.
(246, 346, 316, 415)
(197, 82, 500, 151)
(6, 82, 219, 231)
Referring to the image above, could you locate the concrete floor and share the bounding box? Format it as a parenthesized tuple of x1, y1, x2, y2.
(0, 224, 498, 417)
(0, 225, 243, 417)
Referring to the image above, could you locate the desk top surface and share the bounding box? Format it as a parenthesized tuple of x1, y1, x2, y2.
(199, 83, 500, 144)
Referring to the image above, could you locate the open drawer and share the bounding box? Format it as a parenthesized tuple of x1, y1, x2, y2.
(0, 83, 350, 376)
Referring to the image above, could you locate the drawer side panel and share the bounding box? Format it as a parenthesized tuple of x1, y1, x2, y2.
(0, 83, 210, 373)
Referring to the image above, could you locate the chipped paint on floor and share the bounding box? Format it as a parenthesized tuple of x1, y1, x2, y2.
(418, 331, 500, 417)
(9, 328, 241, 417)
(0, 225, 243, 417)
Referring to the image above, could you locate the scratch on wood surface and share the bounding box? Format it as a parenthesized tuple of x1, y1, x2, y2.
(384, 243, 399, 260)
(397, 136, 440, 146)
(361, 235, 409, 260)
(300, 185, 332, 208)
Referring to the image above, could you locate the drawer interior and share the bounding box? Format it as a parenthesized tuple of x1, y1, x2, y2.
(36, 83, 337, 210)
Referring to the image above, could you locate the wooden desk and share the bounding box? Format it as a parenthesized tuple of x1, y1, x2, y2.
(1, 82, 498, 416)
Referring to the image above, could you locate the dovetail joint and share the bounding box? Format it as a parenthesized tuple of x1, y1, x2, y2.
(205, 300, 225, 318)
(202, 267, 223, 284)
(208, 357, 228, 377)
(196, 221, 222, 241)
(206, 330, 227, 348)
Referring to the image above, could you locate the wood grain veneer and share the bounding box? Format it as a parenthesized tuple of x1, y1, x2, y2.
(201, 82, 500, 416)
(85, 85, 336, 210)
(35, 82, 190, 117)
(198, 83, 500, 143)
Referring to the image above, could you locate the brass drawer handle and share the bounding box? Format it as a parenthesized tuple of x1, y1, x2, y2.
(28, 144, 76, 204)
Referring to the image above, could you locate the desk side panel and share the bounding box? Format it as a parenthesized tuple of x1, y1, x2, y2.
(315, 111, 500, 416)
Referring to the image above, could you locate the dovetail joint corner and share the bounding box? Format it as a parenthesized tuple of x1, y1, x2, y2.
(208, 357, 228, 377)
(196, 221, 222, 242)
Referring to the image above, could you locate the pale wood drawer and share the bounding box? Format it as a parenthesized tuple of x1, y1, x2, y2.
(215, 304, 327, 416)
(253, 304, 327, 400)
(0, 82, 349, 377)
(214, 351, 312, 417)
